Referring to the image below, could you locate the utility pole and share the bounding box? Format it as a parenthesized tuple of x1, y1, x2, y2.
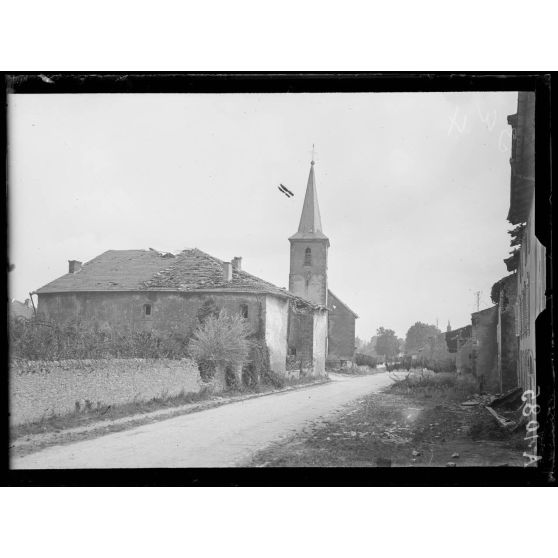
(474, 291, 481, 312)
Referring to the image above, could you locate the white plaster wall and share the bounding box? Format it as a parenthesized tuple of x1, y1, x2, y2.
(265, 296, 289, 374)
(312, 310, 328, 376)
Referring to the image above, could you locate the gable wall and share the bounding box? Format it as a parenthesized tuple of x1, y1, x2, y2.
(327, 293, 356, 362)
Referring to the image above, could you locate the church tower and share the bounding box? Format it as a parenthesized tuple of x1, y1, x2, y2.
(288, 158, 329, 305)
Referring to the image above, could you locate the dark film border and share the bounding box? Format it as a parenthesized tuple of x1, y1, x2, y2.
(2, 72, 554, 486)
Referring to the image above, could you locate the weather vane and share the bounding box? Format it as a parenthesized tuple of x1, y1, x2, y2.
(311, 144, 317, 164)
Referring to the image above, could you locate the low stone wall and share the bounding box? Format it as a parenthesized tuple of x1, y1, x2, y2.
(10, 358, 205, 426)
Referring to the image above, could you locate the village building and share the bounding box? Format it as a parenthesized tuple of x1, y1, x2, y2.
(9, 298, 34, 320)
(491, 274, 518, 392)
(32, 157, 357, 379)
(505, 91, 545, 392)
(287, 158, 358, 368)
(445, 325, 473, 375)
(471, 305, 499, 391)
(34, 248, 327, 378)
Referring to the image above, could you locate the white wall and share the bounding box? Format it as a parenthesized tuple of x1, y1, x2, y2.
(265, 295, 289, 374)
(312, 310, 328, 376)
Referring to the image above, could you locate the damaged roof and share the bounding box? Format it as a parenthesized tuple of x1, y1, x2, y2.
(35, 248, 323, 310)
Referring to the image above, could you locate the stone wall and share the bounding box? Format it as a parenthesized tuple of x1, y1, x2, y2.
(37, 291, 267, 340)
(472, 305, 498, 390)
(10, 358, 204, 426)
(289, 240, 329, 306)
(456, 339, 473, 375)
(327, 292, 356, 363)
(287, 311, 314, 367)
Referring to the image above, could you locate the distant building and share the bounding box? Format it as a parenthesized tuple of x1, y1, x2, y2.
(445, 325, 473, 375)
(506, 91, 545, 392)
(471, 306, 499, 391)
(9, 298, 33, 320)
(326, 290, 359, 365)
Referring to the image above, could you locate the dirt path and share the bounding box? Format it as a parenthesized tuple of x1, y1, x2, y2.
(11, 372, 393, 469)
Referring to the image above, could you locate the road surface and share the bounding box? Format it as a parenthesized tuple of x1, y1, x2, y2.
(12, 372, 393, 469)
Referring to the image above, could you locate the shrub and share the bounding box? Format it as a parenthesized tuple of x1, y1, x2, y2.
(188, 309, 253, 380)
(260, 368, 286, 389)
(8, 316, 192, 360)
(355, 353, 378, 368)
(389, 369, 478, 399)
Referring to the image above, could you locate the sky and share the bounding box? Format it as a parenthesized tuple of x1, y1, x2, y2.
(8, 91, 518, 340)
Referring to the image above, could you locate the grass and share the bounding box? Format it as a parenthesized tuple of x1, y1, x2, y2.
(11, 387, 214, 440)
(11, 372, 330, 444)
(387, 369, 478, 402)
(251, 371, 526, 468)
(330, 365, 379, 376)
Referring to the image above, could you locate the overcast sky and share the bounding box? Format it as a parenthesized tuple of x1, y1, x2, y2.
(8, 91, 518, 339)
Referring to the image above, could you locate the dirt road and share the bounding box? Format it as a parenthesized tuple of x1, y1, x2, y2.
(11, 372, 393, 469)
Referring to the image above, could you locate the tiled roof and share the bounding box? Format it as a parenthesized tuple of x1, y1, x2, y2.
(35, 248, 322, 309)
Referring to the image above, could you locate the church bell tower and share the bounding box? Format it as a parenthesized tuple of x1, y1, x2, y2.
(288, 157, 329, 305)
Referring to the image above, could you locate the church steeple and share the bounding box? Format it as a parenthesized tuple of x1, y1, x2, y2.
(288, 156, 329, 306)
(289, 159, 329, 243)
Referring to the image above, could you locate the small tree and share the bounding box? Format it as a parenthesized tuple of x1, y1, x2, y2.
(405, 322, 441, 355)
(375, 327, 399, 363)
(188, 309, 253, 383)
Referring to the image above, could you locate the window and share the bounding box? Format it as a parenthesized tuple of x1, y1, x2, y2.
(144, 304, 152, 317)
(240, 304, 249, 319)
(304, 247, 312, 266)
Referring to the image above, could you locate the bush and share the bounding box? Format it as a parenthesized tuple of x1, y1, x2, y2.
(8, 316, 192, 361)
(355, 353, 378, 368)
(389, 369, 478, 399)
(260, 368, 286, 389)
(188, 309, 253, 380)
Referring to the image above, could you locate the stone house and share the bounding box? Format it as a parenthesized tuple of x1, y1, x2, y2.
(471, 305, 499, 391)
(33, 157, 356, 379)
(287, 159, 358, 368)
(34, 248, 327, 377)
(9, 298, 34, 320)
(445, 325, 473, 375)
(505, 91, 546, 392)
(326, 291, 359, 366)
(491, 274, 518, 392)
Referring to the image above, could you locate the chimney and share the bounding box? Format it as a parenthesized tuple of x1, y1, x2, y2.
(68, 260, 82, 274)
(232, 256, 242, 272)
(222, 261, 232, 282)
